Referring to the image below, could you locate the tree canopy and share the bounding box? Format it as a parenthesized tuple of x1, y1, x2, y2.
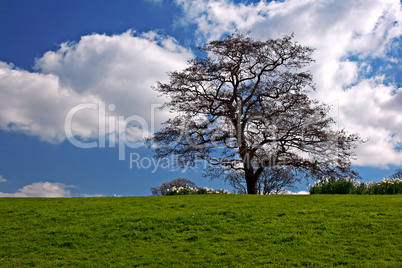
(151, 33, 362, 194)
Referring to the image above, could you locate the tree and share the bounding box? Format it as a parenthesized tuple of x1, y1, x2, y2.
(151, 33, 362, 194)
(390, 168, 402, 179)
(225, 166, 300, 194)
(151, 178, 197, 196)
(258, 166, 300, 195)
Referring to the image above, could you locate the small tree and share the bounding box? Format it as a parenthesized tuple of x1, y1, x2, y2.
(259, 167, 300, 195)
(390, 168, 402, 179)
(224, 166, 300, 194)
(151, 178, 197, 196)
(151, 33, 362, 194)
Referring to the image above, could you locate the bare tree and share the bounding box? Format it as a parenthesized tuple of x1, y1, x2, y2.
(151, 33, 362, 194)
(390, 168, 402, 179)
(259, 166, 300, 195)
(226, 167, 300, 194)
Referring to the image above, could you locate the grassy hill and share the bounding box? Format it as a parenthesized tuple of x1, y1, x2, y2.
(1, 195, 401, 267)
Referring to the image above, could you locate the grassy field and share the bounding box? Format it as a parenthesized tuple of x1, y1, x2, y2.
(1, 195, 401, 267)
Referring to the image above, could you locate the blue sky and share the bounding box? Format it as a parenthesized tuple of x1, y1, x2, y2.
(0, 0, 401, 197)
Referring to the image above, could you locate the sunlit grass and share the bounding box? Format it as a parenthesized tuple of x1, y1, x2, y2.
(1, 195, 401, 267)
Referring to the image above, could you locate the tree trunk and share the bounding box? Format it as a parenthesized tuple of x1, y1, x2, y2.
(242, 151, 260, 194)
(245, 172, 258, 194)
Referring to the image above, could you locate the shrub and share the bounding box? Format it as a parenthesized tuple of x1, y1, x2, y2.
(309, 178, 402, 195)
(165, 186, 230, 196)
(350, 182, 368, 195)
(365, 178, 402, 195)
(151, 178, 197, 196)
(309, 178, 356, 194)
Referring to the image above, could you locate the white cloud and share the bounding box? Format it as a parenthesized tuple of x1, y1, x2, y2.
(0, 61, 102, 143)
(0, 182, 76, 197)
(0, 175, 6, 183)
(175, 0, 402, 167)
(175, 0, 271, 41)
(335, 77, 402, 167)
(0, 30, 192, 143)
(34, 30, 191, 125)
(296, 191, 310, 195)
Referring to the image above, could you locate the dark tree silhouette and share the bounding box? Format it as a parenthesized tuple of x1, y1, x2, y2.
(151, 33, 362, 194)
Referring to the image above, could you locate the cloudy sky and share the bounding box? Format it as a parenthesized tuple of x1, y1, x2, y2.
(0, 0, 401, 197)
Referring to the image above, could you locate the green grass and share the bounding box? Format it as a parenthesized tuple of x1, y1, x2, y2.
(1, 195, 401, 267)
